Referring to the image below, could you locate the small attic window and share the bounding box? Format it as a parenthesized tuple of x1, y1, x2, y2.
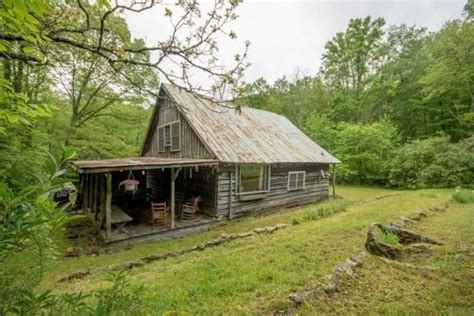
(164, 125, 171, 146)
(158, 120, 180, 152)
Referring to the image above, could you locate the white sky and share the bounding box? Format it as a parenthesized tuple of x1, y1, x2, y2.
(125, 0, 466, 85)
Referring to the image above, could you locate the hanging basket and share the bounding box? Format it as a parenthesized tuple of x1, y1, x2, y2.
(119, 179, 140, 192)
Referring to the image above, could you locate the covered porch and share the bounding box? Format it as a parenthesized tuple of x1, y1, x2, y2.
(73, 157, 219, 243)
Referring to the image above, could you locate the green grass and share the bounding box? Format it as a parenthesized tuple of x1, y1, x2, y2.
(453, 187, 474, 204)
(374, 228, 400, 245)
(37, 186, 473, 314)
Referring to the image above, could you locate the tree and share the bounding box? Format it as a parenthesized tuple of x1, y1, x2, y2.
(240, 75, 331, 128)
(50, 14, 157, 131)
(330, 120, 398, 184)
(320, 16, 386, 122)
(369, 25, 431, 140)
(1, 0, 250, 100)
(420, 18, 474, 140)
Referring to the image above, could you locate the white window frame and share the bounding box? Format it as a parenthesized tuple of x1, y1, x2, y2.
(236, 164, 271, 195)
(158, 120, 180, 152)
(288, 171, 305, 191)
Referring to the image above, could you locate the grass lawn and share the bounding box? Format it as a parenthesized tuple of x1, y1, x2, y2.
(39, 186, 474, 314)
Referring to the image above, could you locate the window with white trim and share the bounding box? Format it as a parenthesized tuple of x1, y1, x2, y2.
(158, 121, 180, 152)
(288, 171, 305, 191)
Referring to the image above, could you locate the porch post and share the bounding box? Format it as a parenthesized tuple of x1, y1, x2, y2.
(170, 167, 181, 229)
(332, 164, 336, 197)
(88, 173, 93, 218)
(91, 174, 98, 218)
(171, 169, 175, 229)
(105, 172, 112, 239)
(83, 174, 89, 215)
(99, 173, 106, 228)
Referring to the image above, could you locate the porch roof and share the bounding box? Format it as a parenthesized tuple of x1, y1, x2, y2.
(73, 157, 219, 174)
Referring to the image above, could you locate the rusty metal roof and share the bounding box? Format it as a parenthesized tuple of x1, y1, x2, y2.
(73, 157, 218, 173)
(162, 84, 340, 164)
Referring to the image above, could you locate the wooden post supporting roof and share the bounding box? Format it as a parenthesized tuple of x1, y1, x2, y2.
(88, 173, 93, 218)
(105, 172, 112, 239)
(170, 167, 181, 229)
(92, 174, 98, 218)
(99, 174, 106, 229)
(332, 164, 336, 197)
(83, 174, 89, 215)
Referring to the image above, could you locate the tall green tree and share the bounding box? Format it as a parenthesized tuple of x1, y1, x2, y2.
(420, 17, 474, 140)
(320, 16, 386, 122)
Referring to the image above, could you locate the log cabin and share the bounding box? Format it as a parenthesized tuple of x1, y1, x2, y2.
(74, 84, 339, 243)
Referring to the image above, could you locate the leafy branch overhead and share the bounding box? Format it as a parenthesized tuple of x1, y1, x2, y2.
(0, 0, 251, 100)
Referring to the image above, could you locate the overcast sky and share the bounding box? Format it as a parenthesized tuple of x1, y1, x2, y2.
(125, 0, 466, 85)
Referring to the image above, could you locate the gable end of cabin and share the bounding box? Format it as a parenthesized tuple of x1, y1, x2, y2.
(142, 89, 214, 160)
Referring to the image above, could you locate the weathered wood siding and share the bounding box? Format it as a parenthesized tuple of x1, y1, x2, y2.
(216, 163, 330, 217)
(143, 93, 213, 159)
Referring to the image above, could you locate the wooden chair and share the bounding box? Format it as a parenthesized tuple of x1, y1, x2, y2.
(180, 196, 201, 221)
(151, 202, 170, 227)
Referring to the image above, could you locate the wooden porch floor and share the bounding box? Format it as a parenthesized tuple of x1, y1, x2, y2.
(100, 215, 217, 243)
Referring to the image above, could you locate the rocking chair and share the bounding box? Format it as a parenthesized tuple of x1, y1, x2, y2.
(151, 202, 170, 227)
(180, 196, 201, 221)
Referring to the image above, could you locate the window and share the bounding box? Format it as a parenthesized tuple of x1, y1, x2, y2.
(288, 171, 305, 191)
(171, 121, 180, 151)
(164, 125, 171, 146)
(237, 164, 270, 194)
(158, 121, 180, 152)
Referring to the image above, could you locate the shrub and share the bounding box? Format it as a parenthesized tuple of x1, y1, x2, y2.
(334, 120, 399, 185)
(305, 117, 399, 185)
(389, 136, 474, 188)
(452, 188, 474, 204)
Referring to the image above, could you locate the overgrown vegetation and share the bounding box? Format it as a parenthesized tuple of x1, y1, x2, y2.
(452, 187, 474, 204)
(33, 187, 473, 314)
(241, 3, 474, 188)
(294, 204, 347, 224)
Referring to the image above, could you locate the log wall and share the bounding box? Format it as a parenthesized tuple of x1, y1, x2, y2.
(216, 163, 330, 217)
